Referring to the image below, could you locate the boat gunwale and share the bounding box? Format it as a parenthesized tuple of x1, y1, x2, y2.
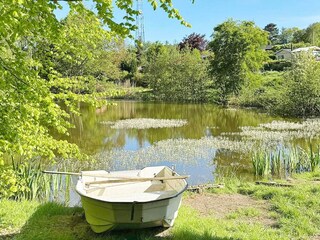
(76, 166, 188, 204)
(76, 181, 188, 204)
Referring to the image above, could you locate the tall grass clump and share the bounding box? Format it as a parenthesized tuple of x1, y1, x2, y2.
(309, 144, 320, 171)
(252, 150, 271, 176)
(0, 160, 69, 202)
(252, 144, 320, 177)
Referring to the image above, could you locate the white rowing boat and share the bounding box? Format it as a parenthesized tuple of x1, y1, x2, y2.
(75, 166, 188, 233)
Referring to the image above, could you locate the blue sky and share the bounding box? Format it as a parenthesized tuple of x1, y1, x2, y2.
(55, 0, 320, 43)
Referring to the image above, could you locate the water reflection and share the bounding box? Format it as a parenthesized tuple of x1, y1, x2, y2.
(57, 101, 285, 185)
(65, 101, 282, 151)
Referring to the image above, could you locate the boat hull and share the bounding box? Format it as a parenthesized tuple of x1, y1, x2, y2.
(81, 193, 183, 233)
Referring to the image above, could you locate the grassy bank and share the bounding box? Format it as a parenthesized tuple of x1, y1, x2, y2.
(1, 171, 320, 240)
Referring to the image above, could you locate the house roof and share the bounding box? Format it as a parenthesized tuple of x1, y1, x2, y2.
(275, 49, 292, 55)
(264, 45, 273, 50)
(292, 46, 320, 53)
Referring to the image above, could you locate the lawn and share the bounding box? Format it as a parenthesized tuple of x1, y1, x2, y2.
(1, 171, 320, 240)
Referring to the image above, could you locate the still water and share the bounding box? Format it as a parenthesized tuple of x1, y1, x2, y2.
(62, 101, 286, 185)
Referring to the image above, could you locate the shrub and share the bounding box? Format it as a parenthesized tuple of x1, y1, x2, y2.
(238, 71, 284, 109)
(263, 60, 292, 71)
(143, 45, 210, 102)
(0, 165, 29, 199)
(275, 52, 320, 117)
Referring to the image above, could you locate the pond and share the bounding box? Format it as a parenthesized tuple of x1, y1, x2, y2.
(60, 101, 293, 185)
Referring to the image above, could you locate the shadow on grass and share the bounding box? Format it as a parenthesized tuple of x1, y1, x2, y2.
(4, 202, 235, 240)
(0, 232, 16, 240)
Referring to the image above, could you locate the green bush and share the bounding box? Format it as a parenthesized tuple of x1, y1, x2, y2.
(275, 52, 320, 117)
(143, 45, 210, 102)
(0, 165, 29, 199)
(240, 53, 320, 117)
(264, 60, 291, 71)
(238, 71, 284, 109)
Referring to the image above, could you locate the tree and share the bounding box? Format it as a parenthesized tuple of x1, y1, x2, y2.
(52, 11, 111, 77)
(120, 47, 139, 85)
(276, 52, 320, 117)
(33, 10, 117, 92)
(87, 38, 127, 83)
(56, 11, 127, 82)
(143, 45, 210, 102)
(278, 27, 300, 44)
(208, 20, 268, 105)
(264, 23, 279, 44)
(178, 33, 208, 51)
(305, 22, 320, 46)
(143, 41, 167, 63)
(0, 0, 190, 164)
(292, 29, 307, 43)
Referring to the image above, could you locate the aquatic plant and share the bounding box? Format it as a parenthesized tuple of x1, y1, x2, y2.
(0, 165, 29, 199)
(107, 118, 188, 129)
(223, 119, 320, 148)
(92, 136, 255, 171)
(309, 144, 320, 172)
(63, 118, 320, 180)
(252, 150, 271, 176)
(251, 144, 320, 177)
(260, 120, 305, 130)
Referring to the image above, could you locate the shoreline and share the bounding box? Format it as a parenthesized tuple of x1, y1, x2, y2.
(1, 171, 320, 240)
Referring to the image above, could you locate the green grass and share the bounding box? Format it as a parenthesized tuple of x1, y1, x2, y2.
(225, 207, 261, 219)
(0, 200, 39, 237)
(0, 202, 283, 240)
(1, 171, 320, 239)
(169, 207, 282, 240)
(238, 172, 320, 239)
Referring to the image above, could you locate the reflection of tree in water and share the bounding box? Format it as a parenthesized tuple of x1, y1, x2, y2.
(213, 149, 254, 180)
(103, 130, 126, 149)
(137, 129, 146, 148)
(55, 102, 293, 177)
(96, 101, 280, 149)
(54, 104, 320, 183)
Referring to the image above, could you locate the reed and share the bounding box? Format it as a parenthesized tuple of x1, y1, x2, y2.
(0, 160, 71, 202)
(309, 144, 320, 172)
(252, 150, 270, 176)
(251, 145, 320, 177)
(270, 149, 281, 176)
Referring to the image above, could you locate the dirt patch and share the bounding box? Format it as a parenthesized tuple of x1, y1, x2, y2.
(0, 229, 18, 240)
(183, 193, 277, 227)
(311, 235, 320, 240)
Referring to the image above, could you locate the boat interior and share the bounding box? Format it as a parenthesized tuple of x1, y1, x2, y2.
(77, 166, 187, 202)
